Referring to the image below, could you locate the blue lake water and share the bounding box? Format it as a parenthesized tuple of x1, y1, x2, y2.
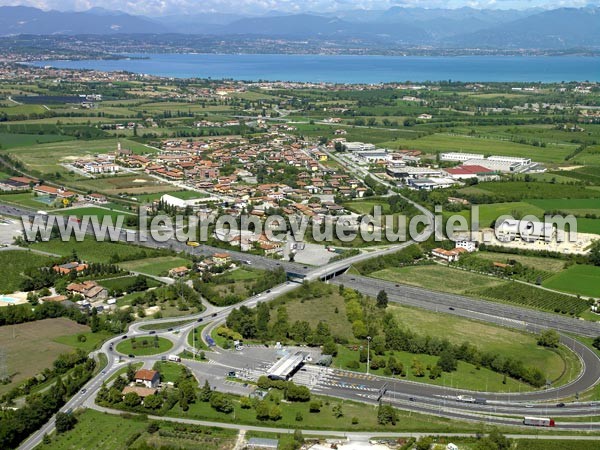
(31, 54, 600, 83)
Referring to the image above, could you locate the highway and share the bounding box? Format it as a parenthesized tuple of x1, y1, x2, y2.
(6, 201, 600, 449)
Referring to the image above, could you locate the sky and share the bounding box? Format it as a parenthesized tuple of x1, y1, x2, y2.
(0, 0, 597, 16)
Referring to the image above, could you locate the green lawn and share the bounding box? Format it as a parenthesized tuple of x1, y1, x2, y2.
(116, 337, 173, 356)
(98, 275, 161, 292)
(118, 256, 192, 276)
(152, 361, 185, 383)
(527, 198, 600, 215)
(168, 392, 481, 433)
(53, 330, 113, 353)
(0, 249, 53, 293)
(334, 346, 531, 392)
(543, 264, 600, 298)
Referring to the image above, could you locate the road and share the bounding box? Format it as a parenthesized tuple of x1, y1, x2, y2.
(6, 201, 600, 449)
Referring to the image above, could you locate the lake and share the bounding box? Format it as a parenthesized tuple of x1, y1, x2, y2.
(30, 53, 600, 83)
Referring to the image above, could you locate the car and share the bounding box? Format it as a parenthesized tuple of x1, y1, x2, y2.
(449, 307, 455, 311)
(557, 402, 566, 408)
(212, 313, 217, 317)
(525, 404, 534, 408)
(168, 328, 174, 331)
(266, 289, 271, 293)
(197, 318, 203, 322)
(149, 330, 156, 335)
(101, 370, 106, 375)
(128, 354, 136, 358)
(80, 388, 87, 394)
(122, 335, 128, 339)
(276, 263, 281, 266)
(409, 397, 415, 402)
(395, 284, 400, 287)
(350, 277, 356, 281)
(108, 345, 113, 351)
(303, 266, 308, 269)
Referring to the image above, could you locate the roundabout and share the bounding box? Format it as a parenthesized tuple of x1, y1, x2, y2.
(115, 336, 175, 356)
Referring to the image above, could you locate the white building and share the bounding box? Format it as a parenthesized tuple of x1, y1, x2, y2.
(495, 219, 555, 243)
(456, 240, 477, 252)
(344, 142, 376, 152)
(440, 152, 485, 162)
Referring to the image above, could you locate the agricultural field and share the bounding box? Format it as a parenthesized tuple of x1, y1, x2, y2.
(0, 249, 53, 293)
(458, 181, 600, 200)
(70, 174, 177, 196)
(474, 251, 567, 273)
(98, 275, 161, 292)
(117, 256, 192, 276)
(0, 318, 91, 395)
(381, 133, 572, 163)
(0, 132, 75, 149)
(543, 264, 600, 298)
(446, 201, 545, 228)
(29, 237, 165, 264)
(371, 265, 504, 295)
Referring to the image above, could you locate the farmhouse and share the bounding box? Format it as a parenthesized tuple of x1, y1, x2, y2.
(431, 247, 467, 262)
(135, 369, 160, 388)
(53, 261, 88, 275)
(66, 281, 108, 300)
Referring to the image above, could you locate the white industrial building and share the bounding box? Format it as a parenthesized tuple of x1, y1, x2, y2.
(440, 152, 485, 162)
(267, 351, 306, 380)
(495, 218, 555, 243)
(344, 142, 376, 152)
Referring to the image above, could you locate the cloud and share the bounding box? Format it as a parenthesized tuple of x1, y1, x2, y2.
(0, 0, 595, 16)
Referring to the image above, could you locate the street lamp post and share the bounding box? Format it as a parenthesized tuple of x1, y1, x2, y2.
(366, 336, 372, 375)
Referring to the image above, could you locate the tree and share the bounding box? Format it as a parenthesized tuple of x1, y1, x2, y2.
(416, 436, 433, 450)
(126, 364, 136, 383)
(377, 403, 397, 425)
(256, 401, 271, 420)
(376, 290, 388, 309)
(55, 412, 77, 433)
(322, 339, 338, 356)
(590, 241, 600, 266)
(309, 400, 322, 413)
(143, 394, 162, 410)
(438, 350, 458, 372)
(537, 329, 560, 348)
(199, 379, 212, 402)
(269, 405, 282, 421)
(209, 392, 233, 413)
(593, 336, 600, 351)
(123, 392, 142, 408)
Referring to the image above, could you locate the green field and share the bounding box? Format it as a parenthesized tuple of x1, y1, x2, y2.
(474, 251, 567, 273)
(56, 206, 135, 222)
(30, 238, 164, 264)
(115, 336, 173, 356)
(98, 275, 161, 292)
(118, 256, 192, 276)
(543, 264, 600, 298)
(0, 132, 74, 149)
(528, 198, 600, 215)
(53, 330, 113, 353)
(387, 304, 576, 386)
(0, 249, 53, 293)
(0, 192, 58, 209)
(152, 361, 185, 383)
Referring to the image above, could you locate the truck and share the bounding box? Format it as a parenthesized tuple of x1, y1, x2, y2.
(168, 354, 181, 362)
(456, 395, 476, 403)
(474, 398, 487, 405)
(523, 416, 555, 427)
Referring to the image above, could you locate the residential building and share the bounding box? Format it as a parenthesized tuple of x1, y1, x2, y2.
(134, 369, 160, 389)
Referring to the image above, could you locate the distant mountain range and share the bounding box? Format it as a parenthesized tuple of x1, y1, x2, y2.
(1, 5, 599, 49)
